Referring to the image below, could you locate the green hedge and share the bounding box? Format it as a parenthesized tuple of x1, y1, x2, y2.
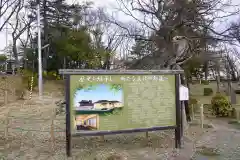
(204, 88, 213, 96)
(211, 93, 231, 117)
(202, 80, 209, 85)
(43, 71, 61, 80)
(189, 97, 198, 105)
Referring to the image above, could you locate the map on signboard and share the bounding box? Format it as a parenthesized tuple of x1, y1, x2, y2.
(70, 75, 176, 132)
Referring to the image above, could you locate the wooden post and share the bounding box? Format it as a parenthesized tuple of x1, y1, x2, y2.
(4, 89, 8, 105)
(236, 109, 240, 121)
(4, 109, 10, 139)
(50, 107, 56, 152)
(191, 104, 194, 121)
(4, 77, 8, 105)
(99, 135, 104, 142)
(145, 132, 149, 139)
(200, 104, 204, 129)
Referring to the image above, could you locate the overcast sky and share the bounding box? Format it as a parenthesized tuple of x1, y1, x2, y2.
(0, 0, 239, 54)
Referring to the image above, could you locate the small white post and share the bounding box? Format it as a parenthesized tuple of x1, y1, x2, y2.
(200, 104, 204, 129)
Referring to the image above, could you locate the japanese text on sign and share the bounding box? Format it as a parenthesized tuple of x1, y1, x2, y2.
(78, 75, 168, 82)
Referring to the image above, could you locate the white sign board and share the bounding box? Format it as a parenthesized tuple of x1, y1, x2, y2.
(179, 85, 189, 101)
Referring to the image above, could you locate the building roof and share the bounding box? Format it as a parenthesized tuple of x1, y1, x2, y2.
(94, 100, 108, 103)
(94, 100, 120, 103)
(108, 100, 120, 103)
(79, 100, 93, 106)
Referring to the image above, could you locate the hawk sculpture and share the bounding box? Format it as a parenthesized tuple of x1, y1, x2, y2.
(166, 35, 193, 69)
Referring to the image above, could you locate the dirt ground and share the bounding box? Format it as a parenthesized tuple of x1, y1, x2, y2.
(0, 96, 209, 160)
(0, 77, 209, 160)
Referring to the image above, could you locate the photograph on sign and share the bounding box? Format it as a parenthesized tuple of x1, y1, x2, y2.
(70, 74, 176, 133)
(74, 114, 99, 131)
(74, 84, 124, 114)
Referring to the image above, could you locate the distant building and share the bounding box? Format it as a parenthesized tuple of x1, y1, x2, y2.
(77, 100, 94, 110)
(93, 100, 122, 109)
(108, 100, 122, 108)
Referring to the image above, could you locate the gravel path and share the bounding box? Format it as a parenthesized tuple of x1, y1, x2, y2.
(192, 119, 240, 160)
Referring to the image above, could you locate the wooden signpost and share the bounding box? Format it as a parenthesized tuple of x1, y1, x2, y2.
(59, 69, 184, 157)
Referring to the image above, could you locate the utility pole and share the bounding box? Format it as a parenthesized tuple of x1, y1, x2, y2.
(37, 0, 43, 98)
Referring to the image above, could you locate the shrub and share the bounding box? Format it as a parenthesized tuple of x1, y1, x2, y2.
(48, 71, 61, 80)
(204, 88, 213, 96)
(189, 97, 198, 113)
(211, 93, 231, 117)
(202, 80, 209, 85)
(43, 71, 61, 80)
(22, 70, 38, 91)
(43, 71, 48, 79)
(15, 89, 25, 100)
(189, 97, 198, 105)
(191, 80, 199, 85)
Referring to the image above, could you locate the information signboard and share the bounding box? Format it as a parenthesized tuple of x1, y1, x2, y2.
(59, 69, 183, 157)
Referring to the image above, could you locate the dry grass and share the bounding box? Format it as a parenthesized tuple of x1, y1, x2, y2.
(0, 75, 22, 105)
(0, 97, 179, 160)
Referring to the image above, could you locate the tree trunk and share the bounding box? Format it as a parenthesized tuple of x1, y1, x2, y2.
(227, 56, 237, 81)
(103, 54, 111, 70)
(203, 61, 208, 81)
(12, 40, 20, 72)
(215, 67, 221, 93)
(43, 0, 48, 71)
(216, 76, 220, 93)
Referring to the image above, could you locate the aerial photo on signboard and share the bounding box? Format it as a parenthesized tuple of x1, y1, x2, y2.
(70, 74, 176, 132)
(74, 84, 123, 113)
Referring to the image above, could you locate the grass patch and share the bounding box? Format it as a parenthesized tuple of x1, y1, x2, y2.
(196, 146, 220, 156)
(228, 120, 240, 124)
(189, 122, 214, 129)
(228, 120, 240, 129)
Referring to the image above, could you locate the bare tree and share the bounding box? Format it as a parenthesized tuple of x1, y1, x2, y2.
(229, 17, 240, 43)
(8, 0, 34, 69)
(0, 0, 20, 31)
(102, 0, 239, 69)
(86, 8, 126, 69)
(100, 0, 240, 129)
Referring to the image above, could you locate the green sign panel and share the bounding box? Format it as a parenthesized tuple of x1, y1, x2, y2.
(70, 74, 176, 133)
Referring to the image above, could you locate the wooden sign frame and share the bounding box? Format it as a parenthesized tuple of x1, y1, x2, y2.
(59, 69, 183, 157)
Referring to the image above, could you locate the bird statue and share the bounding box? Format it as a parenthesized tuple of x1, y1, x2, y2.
(165, 35, 193, 70)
